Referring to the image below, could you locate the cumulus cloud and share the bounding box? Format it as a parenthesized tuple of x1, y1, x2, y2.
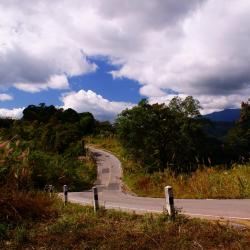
(196, 94, 248, 114)
(0, 1, 97, 92)
(140, 85, 166, 98)
(61, 89, 134, 120)
(14, 74, 70, 93)
(0, 93, 13, 101)
(61, 89, 245, 121)
(0, 0, 250, 111)
(0, 107, 23, 119)
(149, 94, 247, 114)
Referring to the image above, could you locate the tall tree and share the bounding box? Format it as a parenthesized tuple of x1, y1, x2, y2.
(227, 99, 250, 160)
(116, 97, 208, 173)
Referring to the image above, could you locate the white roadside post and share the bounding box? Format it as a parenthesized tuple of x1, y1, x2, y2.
(93, 187, 99, 212)
(49, 184, 53, 197)
(63, 185, 68, 205)
(165, 186, 175, 218)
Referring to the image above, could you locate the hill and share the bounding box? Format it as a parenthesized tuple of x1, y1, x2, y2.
(204, 108, 240, 121)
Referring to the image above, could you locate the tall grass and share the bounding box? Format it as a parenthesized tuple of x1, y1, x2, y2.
(125, 165, 250, 198)
(87, 136, 250, 198)
(1, 201, 249, 249)
(0, 187, 57, 224)
(0, 138, 96, 192)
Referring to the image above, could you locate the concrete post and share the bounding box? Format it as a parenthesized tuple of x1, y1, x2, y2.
(63, 185, 68, 205)
(93, 187, 99, 212)
(165, 186, 175, 218)
(48, 184, 53, 197)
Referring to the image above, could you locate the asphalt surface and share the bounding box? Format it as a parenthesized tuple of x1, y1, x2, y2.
(68, 147, 250, 220)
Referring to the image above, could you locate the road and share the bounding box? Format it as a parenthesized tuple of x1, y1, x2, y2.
(68, 147, 250, 220)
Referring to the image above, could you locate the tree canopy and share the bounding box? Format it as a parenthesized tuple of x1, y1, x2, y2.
(116, 97, 212, 173)
(227, 99, 250, 160)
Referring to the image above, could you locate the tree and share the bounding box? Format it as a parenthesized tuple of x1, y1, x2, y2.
(61, 108, 79, 123)
(116, 97, 207, 173)
(169, 96, 201, 118)
(22, 104, 58, 123)
(79, 112, 95, 135)
(95, 120, 115, 136)
(227, 99, 250, 161)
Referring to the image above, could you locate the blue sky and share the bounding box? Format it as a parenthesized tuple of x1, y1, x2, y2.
(1, 58, 142, 109)
(69, 58, 142, 103)
(0, 0, 250, 120)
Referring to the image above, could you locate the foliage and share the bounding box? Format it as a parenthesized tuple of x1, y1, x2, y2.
(22, 103, 80, 124)
(88, 136, 250, 198)
(227, 99, 250, 161)
(0, 138, 95, 192)
(29, 150, 96, 191)
(79, 112, 95, 134)
(0, 187, 57, 225)
(125, 165, 250, 199)
(5, 105, 95, 154)
(0, 118, 14, 129)
(0, 104, 97, 193)
(116, 97, 215, 173)
(0, 139, 32, 190)
(94, 120, 115, 136)
(116, 96, 250, 174)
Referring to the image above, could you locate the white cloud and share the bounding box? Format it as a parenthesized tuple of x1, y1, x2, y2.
(61, 89, 245, 120)
(139, 85, 166, 98)
(0, 93, 13, 101)
(61, 89, 134, 120)
(14, 83, 47, 93)
(0, 1, 97, 92)
(149, 94, 246, 114)
(197, 94, 247, 114)
(0, 0, 250, 111)
(0, 107, 23, 119)
(47, 75, 69, 89)
(14, 74, 70, 93)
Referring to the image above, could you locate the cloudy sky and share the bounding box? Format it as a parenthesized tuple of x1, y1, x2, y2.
(0, 0, 250, 120)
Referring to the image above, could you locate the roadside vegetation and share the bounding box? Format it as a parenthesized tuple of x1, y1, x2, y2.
(115, 97, 250, 172)
(86, 136, 250, 198)
(1, 197, 250, 250)
(1, 98, 250, 248)
(86, 97, 250, 199)
(0, 104, 97, 191)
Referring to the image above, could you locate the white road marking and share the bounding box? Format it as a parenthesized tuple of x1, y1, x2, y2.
(181, 212, 250, 220)
(68, 197, 250, 220)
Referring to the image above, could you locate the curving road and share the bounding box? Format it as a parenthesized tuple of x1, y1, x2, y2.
(68, 147, 250, 221)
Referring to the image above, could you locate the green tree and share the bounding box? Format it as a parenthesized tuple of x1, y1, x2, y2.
(227, 99, 250, 161)
(116, 97, 210, 173)
(79, 112, 95, 135)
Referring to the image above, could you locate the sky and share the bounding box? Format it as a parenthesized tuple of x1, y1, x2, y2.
(0, 0, 250, 120)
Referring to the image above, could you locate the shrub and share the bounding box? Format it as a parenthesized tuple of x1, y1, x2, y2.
(29, 150, 95, 191)
(0, 188, 57, 224)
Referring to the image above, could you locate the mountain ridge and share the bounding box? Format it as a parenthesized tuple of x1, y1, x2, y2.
(204, 108, 240, 122)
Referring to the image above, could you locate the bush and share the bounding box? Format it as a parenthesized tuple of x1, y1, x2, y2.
(0, 223, 8, 239)
(0, 188, 57, 224)
(29, 150, 95, 191)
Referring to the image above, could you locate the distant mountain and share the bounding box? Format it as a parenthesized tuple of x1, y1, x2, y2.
(204, 108, 240, 122)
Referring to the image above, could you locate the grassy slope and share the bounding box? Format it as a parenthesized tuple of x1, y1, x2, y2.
(1, 197, 250, 250)
(85, 136, 250, 199)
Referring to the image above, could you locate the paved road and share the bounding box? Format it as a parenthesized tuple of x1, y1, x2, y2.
(68, 147, 250, 220)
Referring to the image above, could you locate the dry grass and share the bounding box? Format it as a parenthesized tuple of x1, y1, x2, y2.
(0, 188, 57, 224)
(124, 165, 250, 198)
(1, 201, 250, 249)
